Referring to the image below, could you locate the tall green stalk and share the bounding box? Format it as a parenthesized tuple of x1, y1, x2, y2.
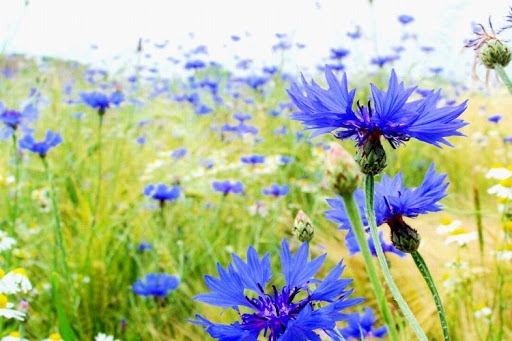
(365, 175, 428, 341)
(411, 251, 451, 341)
(341, 194, 399, 341)
(494, 64, 512, 96)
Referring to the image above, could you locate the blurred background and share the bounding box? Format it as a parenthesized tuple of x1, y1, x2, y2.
(1, 0, 511, 81)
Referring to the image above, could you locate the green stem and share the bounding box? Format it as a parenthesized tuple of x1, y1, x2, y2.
(365, 175, 428, 341)
(342, 194, 399, 341)
(10, 133, 21, 238)
(42, 157, 71, 282)
(494, 64, 512, 96)
(411, 251, 451, 341)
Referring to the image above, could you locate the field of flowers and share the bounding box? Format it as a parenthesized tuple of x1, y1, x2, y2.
(1, 6, 512, 341)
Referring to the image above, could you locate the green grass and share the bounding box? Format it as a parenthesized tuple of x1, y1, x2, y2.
(0, 53, 511, 340)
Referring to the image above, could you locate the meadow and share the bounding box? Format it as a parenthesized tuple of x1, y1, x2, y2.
(0, 10, 512, 341)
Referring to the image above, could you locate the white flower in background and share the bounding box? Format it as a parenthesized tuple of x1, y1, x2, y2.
(95, 333, 119, 341)
(486, 165, 512, 180)
(0, 295, 25, 321)
(0, 268, 32, 294)
(248, 201, 269, 217)
(444, 229, 478, 246)
(0, 231, 16, 253)
(436, 217, 462, 234)
(474, 305, 492, 320)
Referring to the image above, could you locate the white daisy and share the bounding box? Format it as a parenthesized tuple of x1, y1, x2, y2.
(0, 296, 25, 321)
(0, 231, 16, 253)
(95, 333, 119, 341)
(0, 268, 32, 295)
(486, 166, 512, 180)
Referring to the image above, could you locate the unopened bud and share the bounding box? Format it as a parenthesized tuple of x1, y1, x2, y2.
(327, 143, 362, 196)
(355, 133, 387, 176)
(293, 210, 314, 242)
(388, 216, 421, 253)
(480, 40, 511, 69)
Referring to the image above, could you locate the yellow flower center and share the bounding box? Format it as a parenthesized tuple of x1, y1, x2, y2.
(499, 178, 512, 188)
(448, 227, 468, 236)
(440, 217, 453, 225)
(9, 332, 20, 337)
(12, 268, 28, 278)
(49, 333, 62, 340)
(0, 295, 8, 309)
(0, 268, 4, 279)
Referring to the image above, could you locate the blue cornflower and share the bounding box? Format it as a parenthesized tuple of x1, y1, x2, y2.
(326, 164, 448, 252)
(287, 66, 468, 174)
(170, 148, 187, 159)
(330, 47, 350, 60)
(343, 229, 405, 258)
(80, 90, 124, 115)
(398, 14, 414, 25)
(184, 60, 206, 70)
(132, 273, 179, 297)
(339, 307, 388, 339)
(0, 102, 38, 139)
(262, 183, 290, 197)
(488, 114, 503, 124)
(241, 155, 265, 165)
(212, 180, 244, 196)
(18, 130, 62, 158)
(137, 240, 153, 252)
(370, 55, 399, 68)
(143, 183, 180, 207)
(190, 239, 364, 340)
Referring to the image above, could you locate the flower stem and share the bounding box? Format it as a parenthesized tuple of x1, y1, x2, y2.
(342, 194, 399, 341)
(411, 251, 451, 340)
(494, 64, 512, 96)
(42, 157, 70, 282)
(365, 175, 428, 341)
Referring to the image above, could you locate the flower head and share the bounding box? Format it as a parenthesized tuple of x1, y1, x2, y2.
(80, 90, 124, 115)
(18, 130, 62, 158)
(143, 183, 180, 206)
(326, 164, 448, 252)
(212, 180, 245, 196)
(287, 67, 467, 174)
(339, 307, 388, 339)
(190, 239, 363, 340)
(262, 183, 289, 197)
(398, 14, 414, 25)
(0, 102, 38, 139)
(132, 273, 180, 297)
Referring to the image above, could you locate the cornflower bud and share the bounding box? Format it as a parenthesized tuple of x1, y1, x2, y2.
(480, 40, 511, 69)
(388, 215, 421, 253)
(327, 143, 362, 196)
(293, 210, 314, 242)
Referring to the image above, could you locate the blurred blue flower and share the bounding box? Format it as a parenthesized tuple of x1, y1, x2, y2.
(0, 102, 38, 139)
(287, 66, 468, 149)
(170, 148, 187, 159)
(18, 130, 62, 158)
(190, 239, 363, 340)
(241, 155, 265, 165)
(212, 180, 244, 196)
(262, 183, 290, 197)
(132, 273, 179, 297)
(398, 14, 414, 25)
(346, 27, 362, 39)
(339, 307, 388, 339)
(488, 114, 503, 124)
(80, 90, 124, 115)
(137, 240, 153, 252)
(143, 183, 180, 206)
(370, 55, 399, 68)
(330, 47, 350, 60)
(184, 60, 206, 70)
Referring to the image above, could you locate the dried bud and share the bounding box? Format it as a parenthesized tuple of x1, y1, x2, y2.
(355, 133, 387, 176)
(388, 215, 421, 253)
(480, 40, 511, 69)
(293, 210, 314, 242)
(327, 143, 362, 196)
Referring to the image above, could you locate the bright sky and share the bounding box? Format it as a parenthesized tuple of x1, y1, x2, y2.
(1, 0, 511, 81)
